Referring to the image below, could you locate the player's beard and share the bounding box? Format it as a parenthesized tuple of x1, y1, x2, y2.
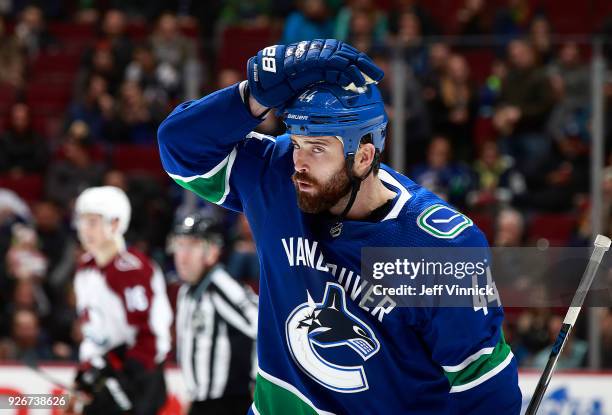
(292, 164, 352, 214)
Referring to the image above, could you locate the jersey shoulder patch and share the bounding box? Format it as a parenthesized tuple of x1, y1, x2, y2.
(416, 203, 473, 239)
(115, 250, 144, 272)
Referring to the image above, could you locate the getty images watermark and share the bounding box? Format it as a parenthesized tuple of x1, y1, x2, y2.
(361, 247, 612, 309)
(371, 257, 496, 298)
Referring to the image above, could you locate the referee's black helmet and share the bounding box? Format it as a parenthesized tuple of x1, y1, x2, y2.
(172, 214, 224, 247)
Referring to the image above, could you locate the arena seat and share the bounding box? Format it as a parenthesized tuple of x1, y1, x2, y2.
(217, 26, 278, 71)
(48, 22, 95, 38)
(527, 213, 576, 246)
(0, 83, 17, 114)
(462, 49, 495, 84)
(31, 114, 62, 138)
(31, 51, 81, 76)
(593, 0, 612, 30)
(126, 22, 149, 40)
(48, 22, 95, 50)
(51, 141, 107, 163)
(473, 116, 495, 149)
(0, 174, 44, 203)
(111, 144, 166, 179)
(423, 0, 465, 34)
(538, 0, 591, 34)
(469, 211, 495, 242)
(25, 83, 72, 115)
(180, 25, 200, 39)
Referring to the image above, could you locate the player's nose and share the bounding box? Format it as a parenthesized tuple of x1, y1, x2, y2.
(293, 148, 309, 173)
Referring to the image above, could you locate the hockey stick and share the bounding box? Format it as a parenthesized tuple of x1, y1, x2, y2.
(23, 356, 76, 393)
(24, 356, 91, 413)
(525, 234, 611, 415)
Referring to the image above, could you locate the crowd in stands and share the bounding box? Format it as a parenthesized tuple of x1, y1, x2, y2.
(0, 0, 611, 370)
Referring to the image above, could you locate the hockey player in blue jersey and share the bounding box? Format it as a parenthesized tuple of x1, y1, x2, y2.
(157, 39, 522, 414)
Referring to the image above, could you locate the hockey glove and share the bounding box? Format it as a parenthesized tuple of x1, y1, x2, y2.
(247, 39, 384, 108)
(74, 363, 108, 395)
(74, 345, 126, 394)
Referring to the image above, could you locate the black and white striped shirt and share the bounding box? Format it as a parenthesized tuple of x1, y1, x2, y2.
(176, 266, 258, 402)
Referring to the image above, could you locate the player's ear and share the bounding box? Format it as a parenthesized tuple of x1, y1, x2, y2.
(110, 218, 121, 234)
(354, 143, 375, 176)
(204, 242, 221, 266)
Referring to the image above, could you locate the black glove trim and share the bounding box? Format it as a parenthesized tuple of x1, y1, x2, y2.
(242, 81, 271, 119)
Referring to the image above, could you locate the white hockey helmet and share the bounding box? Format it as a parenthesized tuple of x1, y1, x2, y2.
(75, 186, 131, 235)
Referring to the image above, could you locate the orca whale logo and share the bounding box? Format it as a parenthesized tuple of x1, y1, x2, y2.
(285, 282, 380, 393)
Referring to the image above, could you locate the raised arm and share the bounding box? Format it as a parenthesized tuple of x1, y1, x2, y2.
(157, 39, 383, 211)
(157, 82, 266, 212)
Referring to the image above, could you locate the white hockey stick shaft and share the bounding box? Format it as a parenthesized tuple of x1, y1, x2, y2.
(525, 234, 611, 415)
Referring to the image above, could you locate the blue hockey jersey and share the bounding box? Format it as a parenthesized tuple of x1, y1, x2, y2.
(157, 82, 522, 414)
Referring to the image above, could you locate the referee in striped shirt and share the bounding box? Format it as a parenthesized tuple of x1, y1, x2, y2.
(170, 214, 258, 414)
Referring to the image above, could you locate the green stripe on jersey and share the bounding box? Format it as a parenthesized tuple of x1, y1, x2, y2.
(168, 148, 236, 204)
(254, 372, 326, 415)
(444, 332, 513, 392)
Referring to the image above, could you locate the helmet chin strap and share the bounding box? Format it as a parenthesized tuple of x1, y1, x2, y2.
(330, 153, 378, 238)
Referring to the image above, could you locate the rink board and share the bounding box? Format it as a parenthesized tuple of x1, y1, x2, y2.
(0, 364, 611, 414)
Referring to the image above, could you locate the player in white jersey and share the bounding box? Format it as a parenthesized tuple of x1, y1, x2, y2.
(67, 186, 173, 415)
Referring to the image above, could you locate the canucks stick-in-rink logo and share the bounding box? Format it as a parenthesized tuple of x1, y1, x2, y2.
(285, 282, 380, 393)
